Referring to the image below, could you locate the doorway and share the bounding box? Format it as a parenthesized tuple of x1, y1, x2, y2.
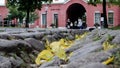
(66, 3, 86, 28)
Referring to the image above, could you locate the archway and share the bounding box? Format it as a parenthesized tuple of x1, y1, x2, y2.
(66, 3, 86, 29)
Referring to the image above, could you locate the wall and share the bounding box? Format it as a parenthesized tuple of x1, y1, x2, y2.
(0, 6, 8, 21)
(35, 0, 120, 28)
(0, 0, 120, 28)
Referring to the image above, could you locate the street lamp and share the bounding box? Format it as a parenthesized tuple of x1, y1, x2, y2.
(45, 4, 48, 28)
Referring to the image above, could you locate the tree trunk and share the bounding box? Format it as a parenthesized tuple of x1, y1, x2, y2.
(25, 9, 29, 28)
(103, 0, 108, 28)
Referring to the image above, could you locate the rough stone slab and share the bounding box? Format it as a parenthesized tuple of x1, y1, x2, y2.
(39, 57, 60, 68)
(112, 35, 120, 44)
(69, 41, 103, 62)
(0, 39, 32, 52)
(0, 56, 12, 68)
(25, 38, 45, 51)
(66, 37, 93, 53)
(66, 51, 111, 68)
(9, 56, 24, 68)
(80, 63, 109, 68)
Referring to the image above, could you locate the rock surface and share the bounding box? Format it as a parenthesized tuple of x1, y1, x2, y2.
(25, 38, 45, 51)
(0, 29, 120, 68)
(80, 63, 109, 68)
(0, 56, 11, 68)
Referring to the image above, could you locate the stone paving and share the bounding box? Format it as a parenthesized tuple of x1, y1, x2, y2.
(0, 28, 88, 68)
(0, 28, 119, 68)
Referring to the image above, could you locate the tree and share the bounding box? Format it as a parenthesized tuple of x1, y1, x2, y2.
(7, 0, 51, 28)
(7, 6, 26, 23)
(88, 0, 120, 28)
(29, 12, 39, 23)
(7, 6, 39, 26)
(103, 0, 108, 28)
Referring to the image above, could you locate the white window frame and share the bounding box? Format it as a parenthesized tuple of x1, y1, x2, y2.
(108, 10, 114, 25)
(52, 12, 58, 24)
(52, 13, 58, 27)
(94, 11, 101, 24)
(41, 13, 46, 26)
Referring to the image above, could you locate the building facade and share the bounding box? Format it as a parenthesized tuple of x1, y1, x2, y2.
(0, 0, 120, 28)
(35, 0, 120, 28)
(0, 0, 9, 26)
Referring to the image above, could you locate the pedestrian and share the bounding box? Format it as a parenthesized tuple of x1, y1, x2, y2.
(66, 19, 71, 29)
(70, 22, 73, 29)
(82, 22, 87, 29)
(77, 18, 83, 29)
(74, 21, 78, 29)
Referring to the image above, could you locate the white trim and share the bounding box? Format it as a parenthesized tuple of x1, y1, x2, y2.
(53, 12, 58, 14)
(95, 11, 100, 13)
(41, 13, 46, 27)
(40, 13, 42, 27)
(42, 0, 71, 4)
(0, 0, 5, 6)
(108, 10, 114, 13)
(64, 0, 71, 4)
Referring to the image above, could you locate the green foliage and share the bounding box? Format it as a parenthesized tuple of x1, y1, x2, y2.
(109, 26, 120, 30)
(7, 0, 52, 27)
(29, 12, 39, 23)
(7, 0, 52, 12)
(88, 0, 101, 6)
(109, 0, 120, 6)
(93, 36, 101, 41)
(107, 34, 114, 42)
(7, 6, 26, 22)
(87, 0, 120, 6)
(7, 3, 39, 24)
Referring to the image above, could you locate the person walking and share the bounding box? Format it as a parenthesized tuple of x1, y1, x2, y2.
(66, 19, 71, 29)
(74, 21, 78, 29)
(70, 22, 73, 29)
(77, 18, 83, 29)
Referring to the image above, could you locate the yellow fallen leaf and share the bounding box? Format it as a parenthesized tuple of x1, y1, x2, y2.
(102, 56, 114, 65)
(35, 50, 54, 65)
(49, 41, 67, 60)
(35, 33, 87, 65)
(75, 35, 79, 39)
(103, 41, 114, 51)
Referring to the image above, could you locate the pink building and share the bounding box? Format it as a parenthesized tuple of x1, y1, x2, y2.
(35, 0, 120, 28)
(0, 0, 120, 28)
(0, 0, 9, 26)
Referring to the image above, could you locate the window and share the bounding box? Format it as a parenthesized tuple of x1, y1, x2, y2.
(94, 12, 101, 24)
(42, 14, 46, 25)
(108, 12, 114, 24)
(53, 14, 58, 27)
(0, 15, 2, 22)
